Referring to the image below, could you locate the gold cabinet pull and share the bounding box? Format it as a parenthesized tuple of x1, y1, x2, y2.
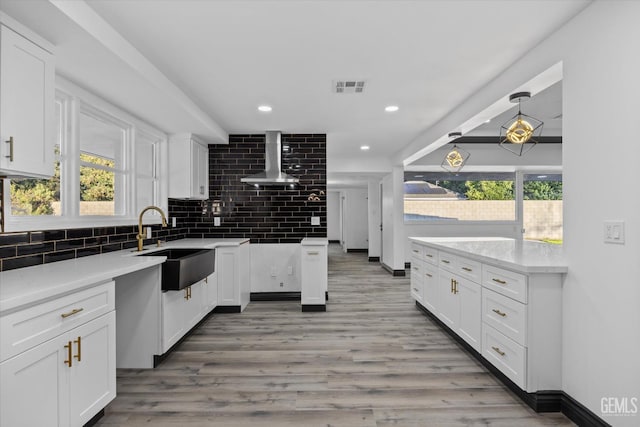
(453, 280, 458, 294)
(441, 260, 450, 264)
(492, 278, 507, 285)
(188, 286, 192, 299)
(184, 287, 189, 300)
(492, 346, 506, 356)
(450, 278, 454, 293)
(64, 341, 73, 367)
(412, 288, 419, 293)
(425, 273, 432, 278)
(426, 254, 433, 258)
(492, 309, 507, 317)
(5, 136, 14, 161)
(73, 336, 82, 362)
(413, 266, 419, 271)
(61, 308, 84, 318)
(205, 276, 208, 283)
(412, 249, 419, 253)
(462, 267, 473, 272)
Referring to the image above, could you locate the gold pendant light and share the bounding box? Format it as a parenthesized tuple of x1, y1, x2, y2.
(441, 132, 470, 173)
(499, 92, 543, 156)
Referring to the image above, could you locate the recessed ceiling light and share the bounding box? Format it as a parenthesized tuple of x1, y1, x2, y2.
(360, 145, 370, 151)
(385, 105, 399, 112)
(258, 105, 272, 112)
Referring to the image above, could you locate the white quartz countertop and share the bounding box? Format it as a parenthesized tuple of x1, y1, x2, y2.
(409, 237, 567, 274)
(0, 238, 249, 314)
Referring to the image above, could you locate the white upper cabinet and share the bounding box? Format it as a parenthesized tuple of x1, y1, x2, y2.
(0, 16, 55, 178)
(168, 133, 209, 199)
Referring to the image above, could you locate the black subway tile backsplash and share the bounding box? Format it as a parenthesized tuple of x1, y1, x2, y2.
(0, 133, 325, 272)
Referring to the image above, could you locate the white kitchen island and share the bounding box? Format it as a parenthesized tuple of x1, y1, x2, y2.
(408, 237, 567, 413)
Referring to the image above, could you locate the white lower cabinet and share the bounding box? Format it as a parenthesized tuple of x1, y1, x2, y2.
(1, 305, 116, 427)
(409, 238, 563, 396)
(300, 242, 328, 308)
(161, 283, 206, 353)
(437, 271, 481, 352)
(217, 242, 250, 311)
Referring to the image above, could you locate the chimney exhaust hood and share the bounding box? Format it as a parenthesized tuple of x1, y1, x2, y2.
(241, 131, 299, 185)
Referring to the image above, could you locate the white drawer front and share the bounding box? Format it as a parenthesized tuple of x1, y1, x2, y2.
(482, 288, 527, 346)
(438, 252, 458, 273)
(482, 324, 527, 389)
(410, 258, 424, 303)
(410, 242, 424, 258)
(456, 257, 481, 283)
(0, 281, 115, 362)
(482, 265, 527, 303)
(422, 247, 438, 266)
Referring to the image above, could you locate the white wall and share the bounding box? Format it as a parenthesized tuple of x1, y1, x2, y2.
(381, 167, 407, 271)
(250, 244, 301, 292)
(326, 191, 340, 241)
(367, 178, 381, 258)
(342, 188, 369, 250)
(560, 2, 640, 424)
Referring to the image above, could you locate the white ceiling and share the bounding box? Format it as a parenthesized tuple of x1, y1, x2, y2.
(0, 0, 588, 187)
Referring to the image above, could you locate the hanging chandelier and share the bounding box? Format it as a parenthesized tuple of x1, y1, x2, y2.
(441, 132, 470, 173)
(499, 92, 543, 156)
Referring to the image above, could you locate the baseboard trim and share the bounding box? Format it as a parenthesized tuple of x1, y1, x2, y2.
(346, 248, 368, 253)
(381, 262, 406, 277)
(302, 304, 326, 312)
(368, 256, 380, 262)
(83, 409, 104, 427)
(213, 305, 242, 313)
(414, 302, 611, 425)
(561, 392, 612, 427)
(251, 292, 301, 301)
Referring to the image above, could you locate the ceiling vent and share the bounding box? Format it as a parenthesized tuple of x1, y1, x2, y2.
(334, 80, 366, 94)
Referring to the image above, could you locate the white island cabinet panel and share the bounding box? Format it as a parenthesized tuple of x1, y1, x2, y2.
(408, 237, 566, 396)
(301, 238, 328, 311)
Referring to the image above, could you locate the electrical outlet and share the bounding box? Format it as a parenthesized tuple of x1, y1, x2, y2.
(287, 266, 293, 275)
(214, 217, 221, 226)
(172, 217, 177, 227)
(604, 220, 625, 244)
(146, 227, 152, 239)
(311, 216, 320, 226)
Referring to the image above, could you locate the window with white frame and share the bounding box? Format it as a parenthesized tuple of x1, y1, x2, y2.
(404, 172, 516, 222)
(3, 80, 166, 232)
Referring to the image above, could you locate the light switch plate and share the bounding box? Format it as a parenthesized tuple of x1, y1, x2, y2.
(172, 217, 177, 227)
(311, 216, 320, 226)
(146, 227, 152, 239)
(604, 220, 625, 244)
(214, 217, 221, 226)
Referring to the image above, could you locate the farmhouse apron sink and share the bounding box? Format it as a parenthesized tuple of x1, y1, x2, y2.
(142, 248, 215, 291)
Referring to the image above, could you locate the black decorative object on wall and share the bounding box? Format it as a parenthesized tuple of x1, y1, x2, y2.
(169, 133, 327, 244)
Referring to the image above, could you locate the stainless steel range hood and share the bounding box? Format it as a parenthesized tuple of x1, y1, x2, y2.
(241, 131, 299, 185)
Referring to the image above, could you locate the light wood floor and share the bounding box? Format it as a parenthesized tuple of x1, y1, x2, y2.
(97, 245, 574, 426)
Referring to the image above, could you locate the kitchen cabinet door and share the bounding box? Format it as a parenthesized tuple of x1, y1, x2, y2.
(409, 257, 424, 305)
(437, 273, 458, 329)
(168, 134, 209, 199)
(0, 334, 70, 427)
(301, 245, 327, 306)
(0, 24, 55, 178)
(456, 276, 481, 353)
(161, 289, 189, 352)
(422, 263, 438, 313)
(69, 312, 116, 427)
